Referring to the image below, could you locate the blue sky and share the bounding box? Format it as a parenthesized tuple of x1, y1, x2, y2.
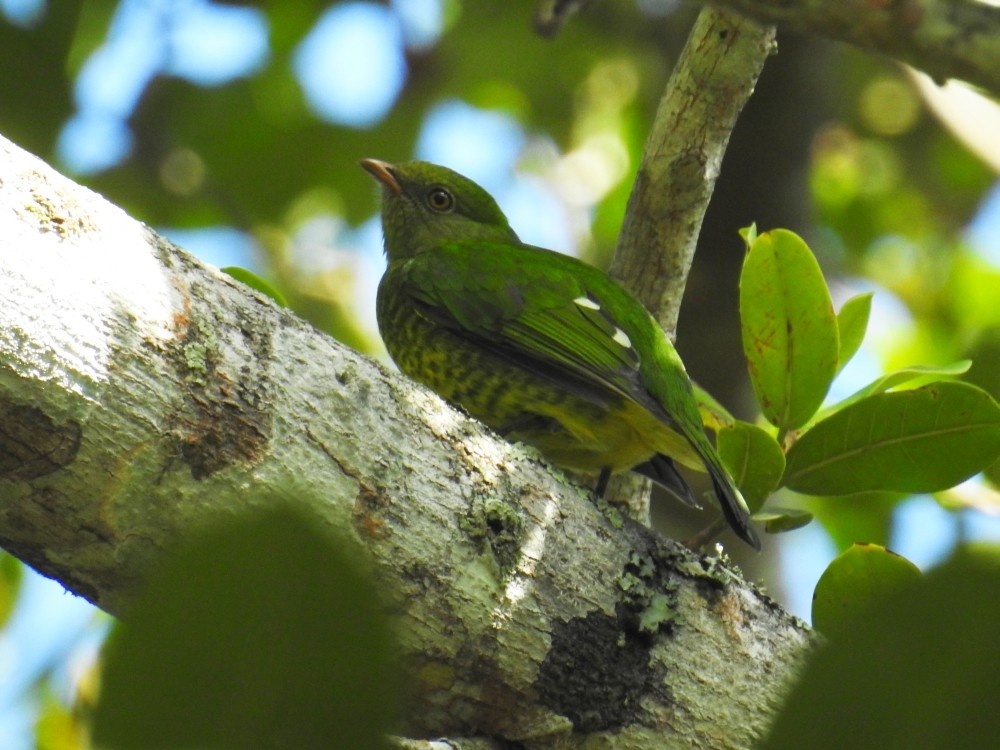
(3, 0, 1000, 745)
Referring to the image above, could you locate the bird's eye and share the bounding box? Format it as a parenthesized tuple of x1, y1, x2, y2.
(426, 187, 455, 212)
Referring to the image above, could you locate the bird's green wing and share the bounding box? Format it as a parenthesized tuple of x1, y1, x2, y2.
(397, 242, 655, 410)
(396, 242, 761, 549)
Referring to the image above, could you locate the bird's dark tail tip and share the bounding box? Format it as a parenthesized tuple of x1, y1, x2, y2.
(708, 463, 762, 551)
(633, 455, 701, 508)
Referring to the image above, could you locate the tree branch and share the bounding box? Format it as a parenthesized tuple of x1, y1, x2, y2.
(602, 10, 774, 521)
(610, 8, 775, 337)
(0, 134, 810, 748)
(708, 0, 1000, 95)
(539, 0, 1000, 98)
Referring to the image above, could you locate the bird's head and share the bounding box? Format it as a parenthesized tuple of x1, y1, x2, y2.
(361, 159, 520, 260)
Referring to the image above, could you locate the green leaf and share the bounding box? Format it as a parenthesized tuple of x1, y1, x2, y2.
(963, 330, 1000, 491)
(692, 381, 736, 432)
(92, 504, 398, 750)
(824, 360, 972, 417)
(0, 552, 22, 628)
(761, 551, 1000, 750)
(738, 223, 759, 247)
(985, 458, 1000, 490)
(222, 266, 289, 308)
(835, 291, 872, 373)
(717, 421, 785, 513)
(752, 507, 814, 533)
(784, 381, 1000, 495)
(739, 229, 839, 432)
(811, 542, 921, 640)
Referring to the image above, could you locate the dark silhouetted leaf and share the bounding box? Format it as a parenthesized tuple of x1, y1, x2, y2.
(762, 551, 1000, 750)
(93, 505, 398, 750)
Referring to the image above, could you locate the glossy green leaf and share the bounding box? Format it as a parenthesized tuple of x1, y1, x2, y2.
(93, 505, 398, 750)
(956, 330, 1000, 492)
(762, 551, 1000, 750)
(824, 360, 972, 416)
(835, 291, 872, 373)
(739, 229, 839, 431)
(717, 421, 785, 512)
(693, 382, 736, 432)
(222, 266, 289, 308)
(784, 381, 1000, 495)
(738, 223, 759, 247)
(811, 542, 921, 640)
(752, 507, 814, 533)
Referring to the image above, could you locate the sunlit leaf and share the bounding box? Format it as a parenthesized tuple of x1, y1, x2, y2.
(739, 229, 839, 432)
(834, 291, 872, 373)
(717, 421, 784, 512)
(823, 360, 971, 416)
(951, 253, 1000, 329)
(693, 382, 736, 432)
(222, 266, 289, 307)
(752, 507, 813, 533)
(0, 553, 22, 628)
(962, 329, 1000, 491)
(811, 542, 920, 640)
(35, 688, 88, 750)
(738, 222, 759, 246)
(761, 551, 1000, 750)
(784, 381, 1000, 495)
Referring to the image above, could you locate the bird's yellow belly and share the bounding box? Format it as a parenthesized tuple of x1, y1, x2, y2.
(520, 398, 702, 475)
(380, 306, 701, 477)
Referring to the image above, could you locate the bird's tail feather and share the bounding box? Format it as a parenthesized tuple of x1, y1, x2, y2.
(633, 455, 700, 508)
(705, 457, 761, 550)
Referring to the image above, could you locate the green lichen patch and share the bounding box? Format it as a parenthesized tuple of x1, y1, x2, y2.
(459, 495, 526, 577)
(617, 550, 680, 636)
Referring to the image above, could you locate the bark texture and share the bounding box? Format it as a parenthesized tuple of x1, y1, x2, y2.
(610, 9, 775, 337)
(708, 0, 1000, 95)
(0, 135, 810, 748)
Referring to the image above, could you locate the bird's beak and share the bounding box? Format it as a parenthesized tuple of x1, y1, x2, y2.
(360, 158, 402, 195)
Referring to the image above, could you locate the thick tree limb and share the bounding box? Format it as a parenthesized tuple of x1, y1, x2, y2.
(538, 0, 1000, 97)
(0, 135, 810, 747)
(708, 0, 1000, 96)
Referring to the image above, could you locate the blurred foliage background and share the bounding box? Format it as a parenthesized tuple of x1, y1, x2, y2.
(2, 0, 1000, 747)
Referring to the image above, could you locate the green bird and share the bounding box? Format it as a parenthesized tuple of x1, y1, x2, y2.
(362, 158, 760, 550)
